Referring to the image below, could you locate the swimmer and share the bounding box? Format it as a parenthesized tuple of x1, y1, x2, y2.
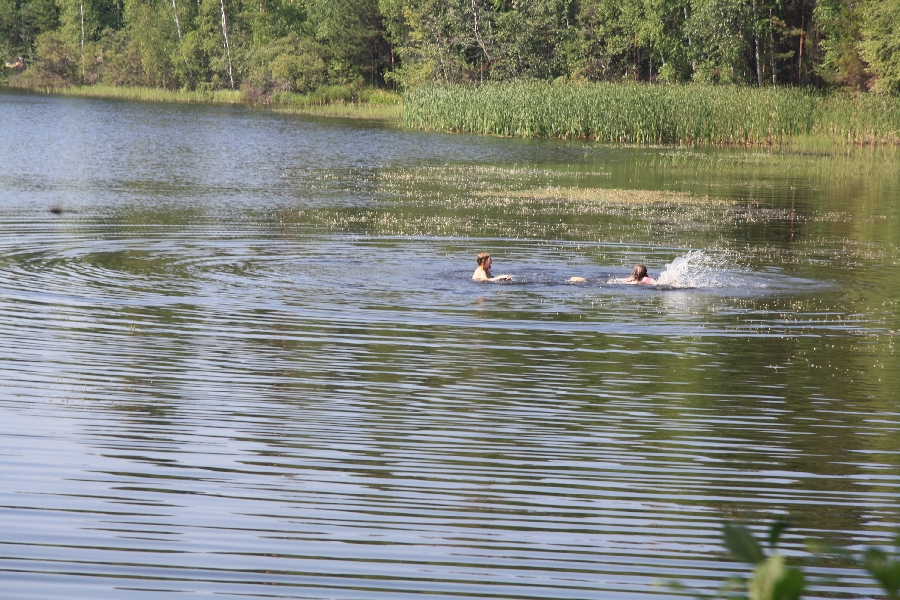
(472, 252, 512, 282)
(568, 276, 587, 283)
(624, 263, 656, 285)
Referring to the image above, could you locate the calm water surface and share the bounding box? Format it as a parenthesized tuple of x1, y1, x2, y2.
(1, 88, 899, 599)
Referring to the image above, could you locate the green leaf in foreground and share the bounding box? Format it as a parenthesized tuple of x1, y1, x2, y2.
(768, 521, 790, 549)
(749, 555, 805, 600)
(862, 546, 900, 599)
(725, 523, 766, 565)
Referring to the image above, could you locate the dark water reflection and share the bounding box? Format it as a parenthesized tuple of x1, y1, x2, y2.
(1, 88, 898, 599)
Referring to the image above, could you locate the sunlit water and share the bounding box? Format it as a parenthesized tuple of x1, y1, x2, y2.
(1, 88, 899, 599)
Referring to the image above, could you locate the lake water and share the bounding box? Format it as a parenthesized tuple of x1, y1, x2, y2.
(1, 87, 898, 599)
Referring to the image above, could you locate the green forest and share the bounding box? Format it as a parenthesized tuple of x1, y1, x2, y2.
(1, 0, 899, 95)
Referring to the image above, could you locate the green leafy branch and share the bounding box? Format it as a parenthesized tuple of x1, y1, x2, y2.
(671, 521, 900, 600)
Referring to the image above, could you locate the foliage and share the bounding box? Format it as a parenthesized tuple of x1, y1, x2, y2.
(673, 522, 900, 600)
(813, 0, 870, 89)
(2, 0, 899, 93)
(857, 0, 900, 93)
(9, 29, 78, 86)
(722, 522, 804, 600)
(306, 0, 389, 85)
(4, 0, 900, 126)
(684, 0, 750, 83)
(245, 35, 327, 96)
(0, 0, 59, 61)
(122, 0, 178, 87)
(861, 541, 900, 600)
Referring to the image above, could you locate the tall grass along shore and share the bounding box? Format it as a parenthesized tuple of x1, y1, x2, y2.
(12, 81, 899, 144)
(33, 85, 245, 104)
(404, 83, 900, 146)
(21, 84, 401, 120)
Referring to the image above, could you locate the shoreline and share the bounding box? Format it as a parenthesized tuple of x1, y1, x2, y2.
(1, 84, 402, 121)
(5, 82, 900, 147)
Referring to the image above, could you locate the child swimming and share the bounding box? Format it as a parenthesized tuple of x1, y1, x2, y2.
(624, 264, 656, 285)
(472, 252, 512, 282)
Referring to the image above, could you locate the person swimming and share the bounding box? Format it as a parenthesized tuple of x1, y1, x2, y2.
(624, 263, 656, 285)
(472, 252, 512, 282)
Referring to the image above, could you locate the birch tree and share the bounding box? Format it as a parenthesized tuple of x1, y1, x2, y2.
(218, 0, 232, 87)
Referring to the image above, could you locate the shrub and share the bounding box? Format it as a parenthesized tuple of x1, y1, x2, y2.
(9, 30, 78, 87)
(245, 36, 328, 98)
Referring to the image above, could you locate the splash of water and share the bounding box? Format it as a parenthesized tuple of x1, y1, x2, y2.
(656, 250, 739, 288)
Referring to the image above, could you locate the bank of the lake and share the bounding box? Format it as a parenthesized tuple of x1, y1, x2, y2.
(7, 80, 900, 143)
(7, 83, 403, 120)
(405, 82, 900, 146)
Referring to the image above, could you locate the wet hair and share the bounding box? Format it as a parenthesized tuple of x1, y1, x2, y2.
(476, 252, 491, 266)
(627, 264, 648, 282)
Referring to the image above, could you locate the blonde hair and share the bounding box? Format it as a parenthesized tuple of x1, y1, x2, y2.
(627, 264, 649, 282)
(476, 252, 491, 266)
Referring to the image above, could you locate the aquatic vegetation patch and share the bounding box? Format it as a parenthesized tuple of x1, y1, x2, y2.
(273, 159, 899, 261)
(739, 239, 895, 267)
(341, 165, 840, 242)
(271, 103, 401, 120)
(483, 187, 716, 205)
(480, 187, 813, 227)
(35, 85, 246, 104)
(405, 83, 900, 146)
(377, 165, 576, 191)
(272, 182, 815, 246)
(652, 145, 900, 184)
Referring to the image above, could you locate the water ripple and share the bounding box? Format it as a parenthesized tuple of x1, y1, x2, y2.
(2, 91, 899, 599)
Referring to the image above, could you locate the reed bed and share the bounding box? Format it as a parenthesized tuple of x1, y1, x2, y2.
(26, 84, 401, 119)
(270, 86, 401, 119)
(272, 86, 401, 107)
(43, 85, 245, 104)
(813, 93, 900, 144)
(271, 102, 401, 120)
(404, 82, 900, 145)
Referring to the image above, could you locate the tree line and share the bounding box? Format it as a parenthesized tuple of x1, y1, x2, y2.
(1, 0, 899, 94)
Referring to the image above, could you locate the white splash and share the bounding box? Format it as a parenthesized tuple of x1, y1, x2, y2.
(656, 250, 739, 288)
